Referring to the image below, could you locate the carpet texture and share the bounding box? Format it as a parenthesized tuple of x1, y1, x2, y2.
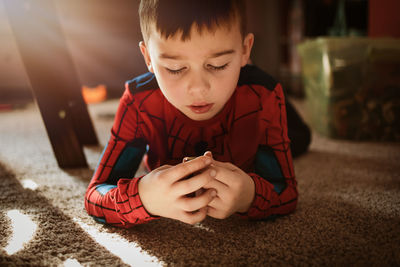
(0, 99, 399, 266)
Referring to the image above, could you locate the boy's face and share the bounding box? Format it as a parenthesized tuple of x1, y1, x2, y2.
(140, 19, 254, 121)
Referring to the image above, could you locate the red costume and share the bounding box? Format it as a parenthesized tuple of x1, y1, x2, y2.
(85, 65, 298, 228)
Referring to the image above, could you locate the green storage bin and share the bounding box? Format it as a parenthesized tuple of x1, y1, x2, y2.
(298, 37, 400, 141)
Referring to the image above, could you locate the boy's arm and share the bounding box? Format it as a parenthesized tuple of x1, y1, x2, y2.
(84, 88, 158, 228)
(240, 83, 298, 219)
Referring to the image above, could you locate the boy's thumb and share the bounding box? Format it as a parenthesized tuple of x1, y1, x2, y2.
(204, 151, 213, 158)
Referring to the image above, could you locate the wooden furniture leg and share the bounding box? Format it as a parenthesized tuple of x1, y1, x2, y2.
(4, 0, 99, 168)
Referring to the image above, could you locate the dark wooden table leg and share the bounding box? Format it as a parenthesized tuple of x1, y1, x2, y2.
(4, 0, 99, 168)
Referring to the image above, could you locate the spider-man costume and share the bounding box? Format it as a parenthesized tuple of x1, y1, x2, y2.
(85, 65, 298, 228)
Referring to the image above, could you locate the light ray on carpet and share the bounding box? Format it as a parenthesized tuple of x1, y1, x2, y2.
(63, 258, 83, 267)
(194, 223, 214, 233)
(73, 218, 162, 267)
(21, 179, 39, 190)
(4, 209, 37, 255)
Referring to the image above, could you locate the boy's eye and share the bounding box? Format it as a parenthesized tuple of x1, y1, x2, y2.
(207, 63, 229, 71)
(166, 67, 185, 75)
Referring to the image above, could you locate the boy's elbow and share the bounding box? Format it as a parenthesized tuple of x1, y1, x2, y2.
(276, 184, 298, 216)
(83, 192, 91, 216)
(287, 184, 299, 212)
(84, 186, 97, 217)
(287, 196, 298, 214)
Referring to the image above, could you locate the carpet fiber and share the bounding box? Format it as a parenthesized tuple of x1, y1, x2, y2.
(0, 100, 399, 266)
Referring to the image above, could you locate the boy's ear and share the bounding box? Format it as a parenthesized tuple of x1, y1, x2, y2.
(139, 41, 154, 73)
(241, 33, 254, 67)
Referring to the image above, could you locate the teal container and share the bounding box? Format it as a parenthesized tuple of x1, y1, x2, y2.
(298, 37, 400, 141)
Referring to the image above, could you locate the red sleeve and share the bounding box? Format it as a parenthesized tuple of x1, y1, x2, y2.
(239, 83, 298, 219)
(84, 87, 158, 228)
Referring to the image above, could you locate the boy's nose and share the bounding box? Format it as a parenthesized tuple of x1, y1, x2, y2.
(187, 72, 210, 96)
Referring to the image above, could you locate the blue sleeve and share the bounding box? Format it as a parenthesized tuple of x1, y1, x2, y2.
(254, 145, 287, 194)
(103, 139, 147, 185)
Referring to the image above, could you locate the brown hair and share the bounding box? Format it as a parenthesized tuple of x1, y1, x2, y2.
(139, 0, 246, 42)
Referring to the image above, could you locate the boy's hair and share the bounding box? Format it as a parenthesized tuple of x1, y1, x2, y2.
(139, 0, 247, 42)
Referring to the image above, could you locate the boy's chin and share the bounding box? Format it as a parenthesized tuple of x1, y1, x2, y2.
(183, 110, 216, 121)
(186, 113, 214, 121)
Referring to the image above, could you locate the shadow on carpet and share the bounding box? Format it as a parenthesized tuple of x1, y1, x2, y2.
(2, 145, 399, 266)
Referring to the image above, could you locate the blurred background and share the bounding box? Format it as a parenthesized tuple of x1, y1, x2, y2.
(1, 0, 399, 140)
(0, 0, 379, 100)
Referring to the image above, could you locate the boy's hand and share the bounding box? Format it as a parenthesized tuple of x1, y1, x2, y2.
(202, 152, 255, 219)
(138, 156, 217, 225)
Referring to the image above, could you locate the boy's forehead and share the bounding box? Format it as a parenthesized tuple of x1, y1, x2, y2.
(146, 19, 242, 50)
(148, 24, 242, 59)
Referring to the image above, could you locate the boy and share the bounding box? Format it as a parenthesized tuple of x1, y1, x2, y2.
(85, 0, 310, 228)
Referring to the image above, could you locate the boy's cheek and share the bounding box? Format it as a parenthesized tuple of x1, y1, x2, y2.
(155, 75, 183, 99)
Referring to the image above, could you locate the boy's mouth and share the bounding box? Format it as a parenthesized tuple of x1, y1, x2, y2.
(188, 103, 213, 114)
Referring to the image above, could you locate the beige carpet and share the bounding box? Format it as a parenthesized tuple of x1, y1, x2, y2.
(0, 99, 399, 266)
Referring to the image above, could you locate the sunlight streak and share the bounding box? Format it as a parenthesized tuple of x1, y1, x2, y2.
(63, 258, 83, 267)
(194, 223, 214, 233)
(73, 218, 162, 267)
(4, 210, 37, 255)
(21, 179, 39, 190)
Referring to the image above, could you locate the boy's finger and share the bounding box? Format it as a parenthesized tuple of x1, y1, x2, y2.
(210, 159, 233, 170)
(203, 151, 213, 158)
(206, 206, 225, 220)
(183, 156, 196, 163)
(195, 188, 205, 197)
(166, 156, 212, 183)
(179, 189, 217, 212)
(203, 174, 229, 191)
(206, 192, 224, 209)
(173, 168, 216, 195)
(156, 164, 172, 171)
(180, 208, 207, 225)
(208, 162, 240, 186)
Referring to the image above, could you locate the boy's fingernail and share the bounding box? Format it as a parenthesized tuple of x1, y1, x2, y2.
(210, 169, 216, 177)
(204, 151, 213, 157)
(211, 190, 217, 197)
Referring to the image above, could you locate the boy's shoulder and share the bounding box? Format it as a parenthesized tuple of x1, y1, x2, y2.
(238, 65, 279, 91)
(125, 72, 159, 95)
